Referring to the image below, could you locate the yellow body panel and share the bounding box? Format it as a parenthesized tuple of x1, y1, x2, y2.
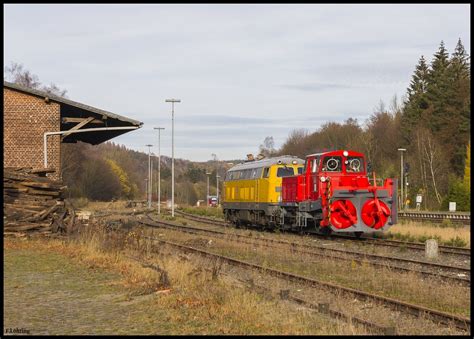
(223, 164, 303, 204)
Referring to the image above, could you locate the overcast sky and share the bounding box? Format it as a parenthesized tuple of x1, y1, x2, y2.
(4, 4, 470, 161)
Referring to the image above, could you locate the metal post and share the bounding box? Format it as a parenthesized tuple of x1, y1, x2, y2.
(154, 127, 165, 215)
(145, 178, 148, 201)
(166, 99, 181, 217)
(146, 144, 153, 209)
(216, 174, 220, 205)
(398, 148, 406, 211)
(206, 172, 211, 206)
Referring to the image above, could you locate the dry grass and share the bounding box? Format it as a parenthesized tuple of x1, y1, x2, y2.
(84, 200, 129, 211)
(147, 226, 471, 318)
(181, 205, 224, 219)
(387, 220, 470, 247)
(4, 223, 368, 335)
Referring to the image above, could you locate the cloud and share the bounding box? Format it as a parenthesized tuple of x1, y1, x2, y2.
(280, 83, 356, 92)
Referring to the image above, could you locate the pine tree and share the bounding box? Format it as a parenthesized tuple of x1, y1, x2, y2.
(450, 38, 470, 80)
(401, 55, 430, 143)
(448, 39, 471, 175)
(463, 142, 470, 191)
(426, 41, 452, 134)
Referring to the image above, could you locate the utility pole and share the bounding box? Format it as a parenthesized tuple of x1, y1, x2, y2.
(216, 174, 220, 205)
(144, 178, 148, 203)
(154, 127, 165, 215)
(146, 144, 153, 209)
(166, 99, 181, 217)
(206, 171, 211, 206)
(398, 148, 406, 211)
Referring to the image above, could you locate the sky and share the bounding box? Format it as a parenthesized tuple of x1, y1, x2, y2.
(4, 4, 470, 162)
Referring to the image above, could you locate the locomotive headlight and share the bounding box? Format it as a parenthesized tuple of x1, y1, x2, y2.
(343, 150, 349, 157)
(320, 176, 326, 182)
(292, 160, 297, 165)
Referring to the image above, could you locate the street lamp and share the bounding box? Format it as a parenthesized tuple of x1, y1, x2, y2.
(144, 178, 148, 202)
(166, 99, 181, 217)
(398, 148, 406, 211)
(154, 127, 165, 215)
(146, 144, 153, 208)
(216, 174, 220, 205)
(206, 171, 211, 206)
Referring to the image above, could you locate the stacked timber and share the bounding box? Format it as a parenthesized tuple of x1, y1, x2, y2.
(3, 167, 75, 235)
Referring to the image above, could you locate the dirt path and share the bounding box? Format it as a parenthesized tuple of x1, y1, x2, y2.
(4, 247, 165, 335)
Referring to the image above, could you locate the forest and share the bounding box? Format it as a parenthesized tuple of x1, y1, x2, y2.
(4, 39, 470, 211)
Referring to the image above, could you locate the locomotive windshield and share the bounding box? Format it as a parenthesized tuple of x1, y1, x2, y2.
(321, 156, 342, 172)
(277, 167, 295, 177)
(346, 156, 364, 173)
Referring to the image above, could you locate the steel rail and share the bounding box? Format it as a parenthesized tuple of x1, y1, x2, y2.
(175, 210, 471, 257)
(137, 216, 470, 286)
(140, 233, 470, 332)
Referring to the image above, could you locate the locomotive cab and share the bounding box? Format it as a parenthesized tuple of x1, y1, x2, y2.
(281, 150, 397, 234)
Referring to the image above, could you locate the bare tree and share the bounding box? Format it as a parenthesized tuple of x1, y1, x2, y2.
(4, 62, 41, 88)
(4, 61, 67, 97)
(259, 136, 276, 157)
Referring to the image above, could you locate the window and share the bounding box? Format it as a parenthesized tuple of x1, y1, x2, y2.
(263, 167, 270, 178)
(311, 158, 318, 173)
(297, 167, 303, 175)
(346, 156, 364, 173)
(277, 167, 295, 177)
(322, 156, 342, 172)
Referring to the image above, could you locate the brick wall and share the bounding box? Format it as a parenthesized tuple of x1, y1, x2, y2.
(3, 88, 61, 180)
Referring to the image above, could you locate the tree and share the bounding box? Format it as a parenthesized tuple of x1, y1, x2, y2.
(106, 158, 133, 198)
(258, 136, 276, 157)
(81, 158, 122, 201)
(4, 61, 67, 97)
(401, 56, 430, 143)
(463, 142, 470, 191)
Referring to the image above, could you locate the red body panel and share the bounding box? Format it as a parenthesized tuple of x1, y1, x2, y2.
(281, 150, 396, 232)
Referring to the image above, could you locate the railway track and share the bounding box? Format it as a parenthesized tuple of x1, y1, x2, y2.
(131, 224, 470, 333)
(398, 211, 471, 224)
(124, 250, 395, 335)
(137, 215, 470, 286)
(174, 210, 471, 258)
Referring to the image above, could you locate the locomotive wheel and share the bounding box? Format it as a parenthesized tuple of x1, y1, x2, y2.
(320, 226, 333, 236)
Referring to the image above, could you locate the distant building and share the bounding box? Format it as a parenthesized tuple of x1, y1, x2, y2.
(3, 81, 143, 179)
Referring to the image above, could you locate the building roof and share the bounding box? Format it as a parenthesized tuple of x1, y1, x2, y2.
(4, 81, 143, 145)
(228, 155, 304, 171)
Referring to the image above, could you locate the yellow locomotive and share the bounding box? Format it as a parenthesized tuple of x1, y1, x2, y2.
(223, 156, 304, 226)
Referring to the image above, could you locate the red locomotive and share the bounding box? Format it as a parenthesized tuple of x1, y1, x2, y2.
(280, 150, 397, 235)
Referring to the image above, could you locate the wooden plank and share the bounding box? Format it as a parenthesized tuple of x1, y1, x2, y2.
(62, 117, 104, 124)
(4, 171, 60, 183)
(30, 168, 56, 175)
(4, 223, 51, 232)
(24, 188, 61, 197)
(21, 181, 64, 190)
(4, 203, 52, 211)
(61, 117, 95, 140)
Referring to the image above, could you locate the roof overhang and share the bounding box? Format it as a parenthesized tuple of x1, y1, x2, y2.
(4, 81, 143, 145)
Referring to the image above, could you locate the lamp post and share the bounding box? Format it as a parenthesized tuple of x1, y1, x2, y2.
(146, 144, 153, 209)
(206, 171, 211, 206)
(216, 174, 220, 205)
(144, 178, 148, 202)
(154, 127, 165, 215)
(398, 148, 406, 211)
(165, 99, 181, 217)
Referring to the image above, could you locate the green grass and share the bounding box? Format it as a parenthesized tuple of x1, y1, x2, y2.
(181, 206, 224, 219)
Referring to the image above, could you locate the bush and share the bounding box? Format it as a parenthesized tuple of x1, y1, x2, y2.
(442, 176, 470, 211)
